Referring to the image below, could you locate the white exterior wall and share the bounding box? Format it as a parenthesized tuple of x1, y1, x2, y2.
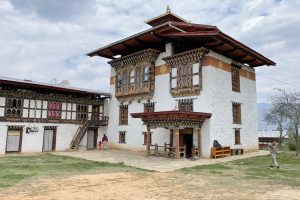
(0, 122, 79, 154)
(107, 46, 258, 157)
(0, 122, 109, 154)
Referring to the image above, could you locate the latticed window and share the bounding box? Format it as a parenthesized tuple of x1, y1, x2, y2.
(231, 65, 240, 92)
(5, 98, 22, 118)
(234, 129, 241, 145)
(178, 99, 193, 111)
(232, 102, 241, 124)
(144, 102, 155, 112)
(48, 102, 61, 119)
(77, 104, 88, 120)
(170, 63, 200, 89)
(143, 132, 152, 145)
(119, 105, 128, 125)
(119, 131, 126, 143)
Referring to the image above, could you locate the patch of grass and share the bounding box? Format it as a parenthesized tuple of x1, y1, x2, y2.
(180, 151, 300, 186)
(0, 154, 143, 188)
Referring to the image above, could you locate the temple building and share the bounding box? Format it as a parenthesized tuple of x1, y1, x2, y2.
(0, 77, 109, 154)
(0, 8, 275, 158)
(87, 8, 275, 158)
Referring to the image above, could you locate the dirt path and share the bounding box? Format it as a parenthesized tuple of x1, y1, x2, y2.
(1, 172, 299, 200)
(53, 150, 270, 172)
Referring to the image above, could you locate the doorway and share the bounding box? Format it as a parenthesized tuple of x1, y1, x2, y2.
(43, 127, 56, 152)
(179, 128, 193, 158)
(87, 129, 98, 149)
(6, 127, 23, 153)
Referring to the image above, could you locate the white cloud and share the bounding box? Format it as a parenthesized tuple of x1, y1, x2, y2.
(0, 0, 299, 103)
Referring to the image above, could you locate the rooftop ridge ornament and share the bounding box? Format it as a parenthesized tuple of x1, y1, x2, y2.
(144, 6, 188, 27)
(166, 5, 171, 13)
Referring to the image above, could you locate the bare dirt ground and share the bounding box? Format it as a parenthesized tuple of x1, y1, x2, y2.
(1, 171, 299, 200)
(53, 149, 270, 172)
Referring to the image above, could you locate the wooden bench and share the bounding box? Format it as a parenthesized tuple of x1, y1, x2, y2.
(211, 146, 231, 159)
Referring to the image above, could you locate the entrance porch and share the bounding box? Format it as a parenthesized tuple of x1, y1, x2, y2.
(131, 110, 212, 159)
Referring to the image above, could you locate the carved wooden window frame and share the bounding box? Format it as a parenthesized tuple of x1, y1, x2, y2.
(129, 69, 135, 86)
(232, 102, 241, 124)
(231, 64, 241, 92)
(163, 47, 208, 97)
(76, 104, 88, 120)
(144, 102, 155, 112)
(234, 128, 241, 145)
(119, 131, 126, 143)
(119, 105, 128, 125)
(110, 49, 160, 101)
(178, 98, 194, 112)
(5, 98, 23, 118)
(144, 64, 151, 82)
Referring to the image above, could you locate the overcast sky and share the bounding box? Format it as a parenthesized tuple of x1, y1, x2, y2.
(0, 0, 299, 103)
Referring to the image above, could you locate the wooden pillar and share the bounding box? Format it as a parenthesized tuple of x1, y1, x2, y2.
(198, 127, 202, 158)
(146, 125, 151, 156)
(175, 128, 180, 159)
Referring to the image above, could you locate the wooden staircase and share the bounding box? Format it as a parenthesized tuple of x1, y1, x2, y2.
(69, 119, 90, 150)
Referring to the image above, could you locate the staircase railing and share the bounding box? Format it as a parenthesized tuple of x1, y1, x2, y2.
(69, 119, 90, 150)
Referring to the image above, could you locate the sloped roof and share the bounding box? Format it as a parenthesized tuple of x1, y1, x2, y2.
(0, 76, 110, 97)
(87, 11, 275, 67)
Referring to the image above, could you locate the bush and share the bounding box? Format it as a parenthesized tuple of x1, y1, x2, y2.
(287, 138, 296, 151)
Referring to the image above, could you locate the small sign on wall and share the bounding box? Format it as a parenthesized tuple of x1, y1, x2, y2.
(26, 127, 39, 133)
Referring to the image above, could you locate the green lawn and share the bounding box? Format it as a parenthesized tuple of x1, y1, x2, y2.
(0, 153, 142, 188)
(181, 151, 300, 187)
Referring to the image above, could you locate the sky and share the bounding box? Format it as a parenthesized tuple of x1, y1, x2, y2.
(0, 0, 299, 103)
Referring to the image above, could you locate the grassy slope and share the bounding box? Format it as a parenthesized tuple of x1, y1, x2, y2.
(0, 153, 142, 188)
(181, 151, 300, 187)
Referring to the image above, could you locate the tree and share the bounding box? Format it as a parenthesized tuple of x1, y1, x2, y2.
(264, 103, 287, 148)
(269, 89, 300, 156)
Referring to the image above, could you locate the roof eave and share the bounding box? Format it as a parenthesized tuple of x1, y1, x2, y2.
(86, 22, 173, 58)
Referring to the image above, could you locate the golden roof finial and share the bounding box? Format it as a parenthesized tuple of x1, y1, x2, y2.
(166, 5, 171, 13)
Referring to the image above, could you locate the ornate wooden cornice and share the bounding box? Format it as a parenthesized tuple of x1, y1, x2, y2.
(143, 119, 203, 128)
(0, 89, 104, 105)
(163, 47, 209, 65)
(108, 48, 161, 69)
(131, 111, 211, 128)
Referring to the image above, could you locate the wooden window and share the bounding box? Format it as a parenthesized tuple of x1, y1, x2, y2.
(119, 105, 128, 125)
(234, 129, 241, 145)
(77, 104, 88, 121)
(129, 69, 135, 86)
(144, 65, 150, 81)
(232, 102, 241, 124)
(143, 132, 152, 145)
(231, 65, 240, 92)
(121, 71, 128, 95)
(5, 98, 22, 118)
(178, 99, 193, 111)
(47, 101, 61, 119)
(170, 63, 200, 91)
(116, 73, 122, 87)
(144, 102, 155, 112)
(115, 63, 154, 98)
(119, 131, 126, 143)
(177, 64, 193, 88)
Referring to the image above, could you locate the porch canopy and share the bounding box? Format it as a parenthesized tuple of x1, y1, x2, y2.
(131, 110, 212, 159)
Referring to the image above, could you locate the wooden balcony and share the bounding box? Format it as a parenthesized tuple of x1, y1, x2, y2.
(90, 116, 109, 127)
